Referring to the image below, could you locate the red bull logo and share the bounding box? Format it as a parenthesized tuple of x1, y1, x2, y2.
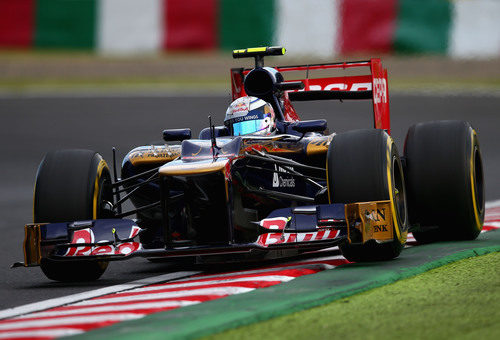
(232, 101, 249, 114)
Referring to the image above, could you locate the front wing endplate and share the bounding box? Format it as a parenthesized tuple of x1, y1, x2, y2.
(23, 224, 43, 266)
(345, 200, 394, 244)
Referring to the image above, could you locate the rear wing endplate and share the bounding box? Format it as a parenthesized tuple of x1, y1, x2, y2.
(231, 59, 391, 133)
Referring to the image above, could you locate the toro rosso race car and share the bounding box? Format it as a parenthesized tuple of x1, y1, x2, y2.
(16, 47, 485, 281)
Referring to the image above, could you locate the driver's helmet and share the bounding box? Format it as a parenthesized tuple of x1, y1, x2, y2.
(224, 96, 276, 136)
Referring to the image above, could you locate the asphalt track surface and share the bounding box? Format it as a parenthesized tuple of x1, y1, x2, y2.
(1, 93, 499, 312)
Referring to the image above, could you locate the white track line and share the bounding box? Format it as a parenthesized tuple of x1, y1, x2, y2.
(0, 328, 83, 339)
(486, 199, 500, 208)
(73, 287, 255, 306)
(0, 314, 143, 330)
(0, 271, 200, 320)
(164, 262, 336, 285)
(286, 254, 345, 264)
(14, 301, 199, 319)
(122, 275, 296, 293)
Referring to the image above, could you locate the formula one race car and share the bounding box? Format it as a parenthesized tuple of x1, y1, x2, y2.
(16, 47, 485, 281)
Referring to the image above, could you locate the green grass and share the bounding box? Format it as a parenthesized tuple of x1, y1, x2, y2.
(205, 252, 500, 340)
(1, 51, 499, 94)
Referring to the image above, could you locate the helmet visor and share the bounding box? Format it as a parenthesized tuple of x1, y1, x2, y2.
(232, 118, 269, 136)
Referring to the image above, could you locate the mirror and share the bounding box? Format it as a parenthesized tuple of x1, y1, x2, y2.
(291, 119, 327, 134)
(163, 128, 191, 142)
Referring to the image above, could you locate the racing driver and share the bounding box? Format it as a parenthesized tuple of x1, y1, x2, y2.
(224, 96, 276, 136)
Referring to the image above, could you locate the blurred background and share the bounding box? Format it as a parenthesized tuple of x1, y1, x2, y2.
(0, 0, 499, 95)
(1, 0, 500, 303)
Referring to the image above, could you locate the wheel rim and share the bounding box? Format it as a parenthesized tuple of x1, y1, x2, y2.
(97, 174, 114, 218)
(392, 155, 408, 231)
(473, 146, 484, 216)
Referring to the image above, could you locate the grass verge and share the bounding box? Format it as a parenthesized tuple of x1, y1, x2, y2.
(2, 51, 500, 94)
(205, 251, 500, 340)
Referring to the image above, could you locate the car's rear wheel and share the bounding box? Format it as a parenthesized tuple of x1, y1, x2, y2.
(327, 129, 408, 262)
(404, 120, 484, 243)
(34, 149, 113, 281)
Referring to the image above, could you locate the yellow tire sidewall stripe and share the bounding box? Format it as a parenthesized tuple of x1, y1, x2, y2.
(470, 130, 483, 231)
(386, 136, 407, 245)
(93, 159, 107, 219)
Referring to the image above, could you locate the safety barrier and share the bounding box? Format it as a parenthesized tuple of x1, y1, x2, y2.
(0, 0, 499, 59)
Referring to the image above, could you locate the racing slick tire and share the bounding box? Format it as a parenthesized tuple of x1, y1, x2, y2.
(34, 149, 113, 281)
(328, 129, 408, 262)
(404, 121, 484, 243)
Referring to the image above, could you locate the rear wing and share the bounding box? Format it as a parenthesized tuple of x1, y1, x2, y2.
(230, 59, 391, 133)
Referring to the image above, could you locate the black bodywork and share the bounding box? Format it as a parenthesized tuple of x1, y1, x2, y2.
(115, 130, 346, 262)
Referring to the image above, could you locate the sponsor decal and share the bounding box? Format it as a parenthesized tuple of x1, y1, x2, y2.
(345, 201, 394, 243)
(260, 217, 289, 230)
(191, 146, 202, 156)
(257, 229, 340, 246)
(128, 145, 181, 164)
(227, 97, 251, 118)
(272, 164, 295, 188)
(373, 77, 388, 104)
(365, 208, 387, 222)
(64, 228, 94, 256)
(374, 225, 389, 232)
(305, 82, 373, 92)
(232, 102, 249, 114)
(244, 114, 259, 120)
(364, 208, 391, 235)
(64, 226, 142, 257)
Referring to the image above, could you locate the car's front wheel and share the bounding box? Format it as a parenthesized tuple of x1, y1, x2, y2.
(34, 149, 113, 281)
(327, 129, 408, 262)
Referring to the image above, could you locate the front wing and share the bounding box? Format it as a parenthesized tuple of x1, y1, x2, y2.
(17, 201, 394, 267)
